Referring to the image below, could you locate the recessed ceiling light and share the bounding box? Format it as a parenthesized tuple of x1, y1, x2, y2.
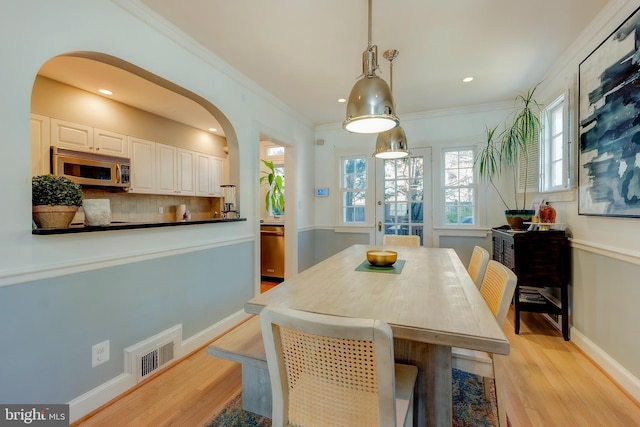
(208, 127, 217, 132)
(98, 89, 113, 95)
(462, 77, 474, 83)
(338, 98, 346, 103)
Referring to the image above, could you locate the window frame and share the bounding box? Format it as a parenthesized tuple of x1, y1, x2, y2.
(440, 146, 477, 227)
(338, 153, 374, 227)
(540, 92, 573, 192)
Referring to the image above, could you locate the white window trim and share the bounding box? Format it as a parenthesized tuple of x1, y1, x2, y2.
(440, 146, 478, 228)
(336, 150, 375, 227)
(540, 87, 576, 194)
(541, 94, 566, 192)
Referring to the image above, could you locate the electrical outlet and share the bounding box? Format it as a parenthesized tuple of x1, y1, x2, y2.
(158, 206, 164, 214)
(92, 340, 110, 367)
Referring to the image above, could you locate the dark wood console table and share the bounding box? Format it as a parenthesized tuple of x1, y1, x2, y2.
(492, 227, 570, 340)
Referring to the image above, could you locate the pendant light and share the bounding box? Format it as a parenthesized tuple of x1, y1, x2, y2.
(373, 49, 409, 159)
(343, 0, 399, 134)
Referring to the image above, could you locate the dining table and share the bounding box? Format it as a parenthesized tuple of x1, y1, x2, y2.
(245, 244, 509, 427)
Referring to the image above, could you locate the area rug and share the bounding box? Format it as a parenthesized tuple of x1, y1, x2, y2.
(206, 369, 498, 426)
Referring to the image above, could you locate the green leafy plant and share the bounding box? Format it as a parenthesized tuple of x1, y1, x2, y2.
(32, 174, 83, 206)
(475, 83, 542, 210)
(259, 160, 284, 216)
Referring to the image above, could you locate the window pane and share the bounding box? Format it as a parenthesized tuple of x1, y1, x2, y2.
(445, 170, 459, 186)
(396, 203, 409, 222)
(384, 181, 396, 201)
(459, 150, 474, 167)
(411, 202, 423, 221)
(384, 160, 396, 179)
(396, 159, 409, 178)
(445, 151, 458, 168)
(396, 179, 409, 201)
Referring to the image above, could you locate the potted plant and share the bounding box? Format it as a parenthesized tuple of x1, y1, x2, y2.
(475, 83, 542, 230)
(32, 174, 83, 229)
(259, 159, 284, 217)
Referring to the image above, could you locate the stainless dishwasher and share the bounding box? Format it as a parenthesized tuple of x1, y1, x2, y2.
(260, 225, 284, 279)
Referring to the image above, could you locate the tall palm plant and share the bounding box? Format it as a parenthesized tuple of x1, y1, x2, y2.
(475, 83, 542, 210)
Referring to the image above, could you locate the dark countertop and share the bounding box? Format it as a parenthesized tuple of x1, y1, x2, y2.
(32, 217, 247, 235)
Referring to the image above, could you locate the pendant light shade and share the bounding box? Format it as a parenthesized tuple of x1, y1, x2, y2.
(374, 49, 409, 158)
(344, 69, 398, 133)
(343, 0, 399, 134)
(374, 126, 409, 158)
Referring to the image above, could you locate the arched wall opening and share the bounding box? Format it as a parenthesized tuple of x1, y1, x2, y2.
(31, 51, 241, 222)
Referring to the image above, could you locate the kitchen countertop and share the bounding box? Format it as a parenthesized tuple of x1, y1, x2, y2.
(32, 217, 246, 235)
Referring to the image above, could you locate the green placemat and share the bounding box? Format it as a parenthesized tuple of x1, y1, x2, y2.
(355, 259, 405, 274)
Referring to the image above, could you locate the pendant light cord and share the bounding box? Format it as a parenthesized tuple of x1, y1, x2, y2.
(367, 0, 372, 49)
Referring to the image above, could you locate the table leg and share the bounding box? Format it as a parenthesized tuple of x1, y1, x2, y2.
(394, 339, 452, 427)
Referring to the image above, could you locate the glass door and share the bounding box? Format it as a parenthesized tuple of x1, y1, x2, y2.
(375, 147, 432, 246)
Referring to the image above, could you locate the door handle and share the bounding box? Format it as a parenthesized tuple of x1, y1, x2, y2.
(378, 221, 382, 232)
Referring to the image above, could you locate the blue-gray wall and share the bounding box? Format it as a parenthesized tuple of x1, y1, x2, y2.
(0, 241, 254, 403)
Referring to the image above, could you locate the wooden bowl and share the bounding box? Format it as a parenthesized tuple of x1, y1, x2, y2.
(366, 250, 398, 267)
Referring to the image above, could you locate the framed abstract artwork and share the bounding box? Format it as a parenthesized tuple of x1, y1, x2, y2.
(578, 6, 640, 217)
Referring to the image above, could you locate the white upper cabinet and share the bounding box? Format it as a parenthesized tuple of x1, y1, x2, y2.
(156, 144, 197, 195)
(196, 153, 224, 197)
(94, 128, 129, 157)
(196, 152, 211, 196)
(129, 137, 156, 194)
(210, 156, 224, 197)
(156, 143, 178, 194)
(51, 119, 92, 151)
(51, 118, 128, 157)
(31, 114, 50, 176)
(177, 149, 196, 196)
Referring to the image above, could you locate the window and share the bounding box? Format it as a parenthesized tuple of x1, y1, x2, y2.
(541, 94, 570, 192)
(340, 156, 368, 224)
(266, 146, 285, 157)
(442, 148, 476, 225)
(381, 156, 424, 239)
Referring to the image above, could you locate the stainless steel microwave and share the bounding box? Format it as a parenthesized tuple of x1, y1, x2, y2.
(51, 146, 131, 189)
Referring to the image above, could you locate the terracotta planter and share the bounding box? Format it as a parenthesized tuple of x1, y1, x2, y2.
(505, 209, 535, 231)
(32, 205, 79, 229)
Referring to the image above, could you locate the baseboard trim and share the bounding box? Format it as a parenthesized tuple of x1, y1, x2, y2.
(67, 309, 251, 423)
(571, 326, 640, 404)
(68, 373, 136, 423)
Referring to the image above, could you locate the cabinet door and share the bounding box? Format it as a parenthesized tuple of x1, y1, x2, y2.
(177, 148, 195, 195)
(196, 153, 211, 196)
(31, 114, 50, 176)
(129, 137, 156, 194)
(156, 143, 177, 194)
(210, 156, 224, 197)
(51, 119, 92, 152)
(94, 128, 128, 157)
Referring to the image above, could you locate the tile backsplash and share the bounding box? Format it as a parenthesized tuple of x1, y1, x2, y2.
(74, 189, 223, 224)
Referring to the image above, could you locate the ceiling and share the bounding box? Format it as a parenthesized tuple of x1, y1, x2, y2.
(39, 0, 612, 137)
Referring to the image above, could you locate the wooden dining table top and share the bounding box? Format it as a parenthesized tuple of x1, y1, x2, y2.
(245, 244, 509, 355)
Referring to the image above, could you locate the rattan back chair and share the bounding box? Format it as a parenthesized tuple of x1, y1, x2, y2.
(467, 245, 490, 289)
(453, 260, 517, 427)
(260, 305, 417, 427)
(382, 235, 421, 247)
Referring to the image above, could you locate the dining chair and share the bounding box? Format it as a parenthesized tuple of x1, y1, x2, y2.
(260, 305, 418, 427)
(467, 245, 490, 289)
(452, 260, 517, 427)
(382, 234, 421, 247)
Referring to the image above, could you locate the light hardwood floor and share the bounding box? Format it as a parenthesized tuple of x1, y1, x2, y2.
(73, 306, 640, 427)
